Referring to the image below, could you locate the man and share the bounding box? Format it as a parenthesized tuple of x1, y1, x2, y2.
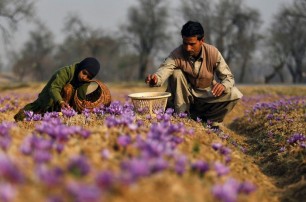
(14, 57, 101, 121)
(145, 21, 242, 129)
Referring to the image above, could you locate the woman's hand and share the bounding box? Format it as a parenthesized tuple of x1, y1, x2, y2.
(60, 101, 71, 109)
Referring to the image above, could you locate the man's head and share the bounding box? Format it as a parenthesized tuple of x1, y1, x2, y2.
(77, 57, 100, 82)
(181, 21, 204, 58)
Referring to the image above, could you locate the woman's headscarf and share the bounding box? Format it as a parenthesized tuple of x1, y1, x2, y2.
(76, 57, 100, 78)
(71, 57, 101, 87)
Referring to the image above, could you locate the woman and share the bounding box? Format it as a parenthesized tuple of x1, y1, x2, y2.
(14, 57, 100, 121)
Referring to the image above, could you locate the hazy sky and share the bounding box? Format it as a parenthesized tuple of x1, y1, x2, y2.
(1, 0, 291, 66)
(17, 0, 291, 44)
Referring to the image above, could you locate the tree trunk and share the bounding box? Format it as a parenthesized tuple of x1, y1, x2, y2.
(138, 52, 149, 80)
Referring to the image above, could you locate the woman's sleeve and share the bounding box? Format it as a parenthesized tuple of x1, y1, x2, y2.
(49, 68, 70, 104)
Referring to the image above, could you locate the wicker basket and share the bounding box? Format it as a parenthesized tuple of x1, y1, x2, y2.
(128, 92, 171, 115)
(74, 79, 112, 112)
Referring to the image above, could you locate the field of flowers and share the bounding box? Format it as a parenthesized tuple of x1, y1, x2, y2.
(0, 83, 305, 202)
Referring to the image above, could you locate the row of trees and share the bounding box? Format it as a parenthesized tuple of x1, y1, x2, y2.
(1, 0, 306, 83)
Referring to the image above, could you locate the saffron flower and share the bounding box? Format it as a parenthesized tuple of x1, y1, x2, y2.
(66, 182, 101, 202)
(67, 155, 91, 177)
(0, 183, 16, 202)
(36, 165, 63, 187)
(95, 171, 115, 190)
(117, 135, 132, 147)
(214, 162, 230, 176)
(61, 108, 77, 118)
(191, 160, 209, 175)
(0, 154, 24, 184)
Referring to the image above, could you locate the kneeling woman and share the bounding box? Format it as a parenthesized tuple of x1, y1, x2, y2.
(14, 57, 100, 121)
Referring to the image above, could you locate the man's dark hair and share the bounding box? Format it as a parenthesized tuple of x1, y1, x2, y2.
(181, 21, 204, 40)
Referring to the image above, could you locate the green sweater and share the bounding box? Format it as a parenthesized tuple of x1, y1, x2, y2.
(23, 63, 88, 113)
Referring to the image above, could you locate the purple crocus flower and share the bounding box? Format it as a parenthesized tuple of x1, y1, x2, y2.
(33, 150, 52, 164)
(61, 108, 77, 118)
(117, 135, 132, 147)
(46, 196, 63, 202)
(191, 160, 209, 175)
(120, 158, 150, 180)
(67, 155, 91, 177)
(101, 149, 111, 160)
(239, 181, 257, 194)
(95, 171, 115, 190)
(82, 108, 91, 119)
(287, 133, 306, 145)
(212, 178, 240, 202)
(66, 182, 101, 202)
(36, 165, 63, 187)
(165, 108, 174, 115)
(178, 112, 188, 118)
(214, 162, 230, 176)
(32, 113, 42, 121)
(0, 183, 16, 202)
(24, 110, 34, 121)
(212, 142, 223, 151)
(0, 122, 14, 151)
(174, 155, 187, 175)
(0, 154, 24, 184)
(149, 157, 169, 173)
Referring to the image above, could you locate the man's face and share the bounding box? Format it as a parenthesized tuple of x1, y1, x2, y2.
(182, 36, 204, 58)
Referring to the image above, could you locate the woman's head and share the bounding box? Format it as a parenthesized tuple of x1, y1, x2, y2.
(77, 57, 100, 82)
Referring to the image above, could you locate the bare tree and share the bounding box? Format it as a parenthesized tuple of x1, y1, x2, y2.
(55, 14, 138, 82)
(0, 0, 35, 42)
(180, 0, 213, 43)
(267, 0, 306, 83)
(12, 22, 55, 81)
(123, 0, 169, 80)
(180, 0, 261, 83)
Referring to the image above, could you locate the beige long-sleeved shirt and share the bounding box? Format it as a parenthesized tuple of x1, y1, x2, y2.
(154, 45, 243, 103)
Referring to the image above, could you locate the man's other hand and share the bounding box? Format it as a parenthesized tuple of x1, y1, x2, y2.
(145, 74, 158, 86)
(211, 82, 225, 97)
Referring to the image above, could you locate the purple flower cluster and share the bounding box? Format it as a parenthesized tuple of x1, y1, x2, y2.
(212, 178, 256, 202)
(67, 155, 91, 177)
(287, 133, 306, 148)
(0, 122, 15, 151)
(20, 135, 53, 164)
(212, 142, 232, 164)
(20, 118, 91, 164)
(0, 183, 17, 202)
(0, 154, 24, 184)
(36, 165, 64, 187)
(66, 182, 101, 202)
(0, 96, 17, 113)
(61, 108, 77, 118)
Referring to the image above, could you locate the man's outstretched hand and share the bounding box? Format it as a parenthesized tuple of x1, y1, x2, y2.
(211, 82, 225, 97)
(145, 74, 158, 86)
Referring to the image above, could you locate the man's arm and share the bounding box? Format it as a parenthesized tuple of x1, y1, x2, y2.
(214, 51, 236, 94)
(145, 57, 177, 87)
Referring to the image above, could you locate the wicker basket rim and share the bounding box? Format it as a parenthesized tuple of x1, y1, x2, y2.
(128, 92, 171, 100)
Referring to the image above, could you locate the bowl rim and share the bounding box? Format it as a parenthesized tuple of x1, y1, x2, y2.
(128, 92, 171, 100)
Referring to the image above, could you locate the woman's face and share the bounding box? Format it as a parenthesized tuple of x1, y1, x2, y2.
(78, 69, 93, 82)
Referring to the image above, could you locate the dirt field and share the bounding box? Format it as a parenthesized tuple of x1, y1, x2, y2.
(0, 83, 305, 202)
